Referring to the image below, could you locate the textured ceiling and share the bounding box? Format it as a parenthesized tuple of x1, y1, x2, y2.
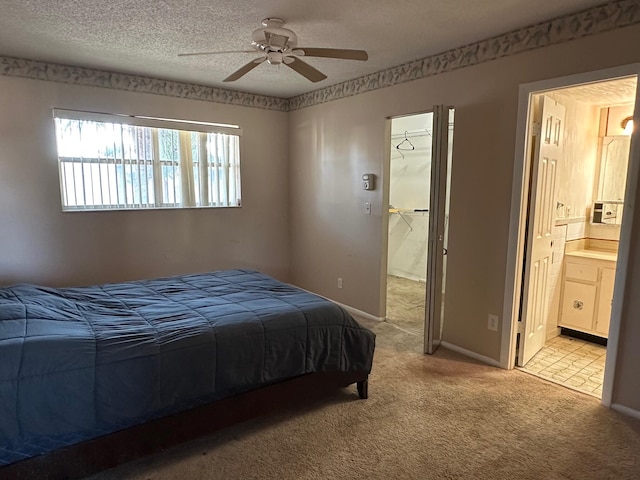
(555, 77, 638, 106)
(0, 0, 611, 98)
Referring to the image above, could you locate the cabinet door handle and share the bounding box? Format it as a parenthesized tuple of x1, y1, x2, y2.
(573, 300, 584, 310)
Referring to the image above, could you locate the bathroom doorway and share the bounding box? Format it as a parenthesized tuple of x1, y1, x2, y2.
(384, 107, 454, 354)
(513, 76, 638, 398)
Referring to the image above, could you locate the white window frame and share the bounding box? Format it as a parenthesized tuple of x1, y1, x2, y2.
(53, 109, 242, 211)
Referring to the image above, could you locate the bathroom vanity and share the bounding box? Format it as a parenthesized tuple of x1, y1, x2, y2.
(559, 244, 617, 338)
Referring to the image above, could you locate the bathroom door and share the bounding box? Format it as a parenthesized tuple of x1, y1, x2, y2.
(424, 106, 454, 354)
(518, 96, 565, 366)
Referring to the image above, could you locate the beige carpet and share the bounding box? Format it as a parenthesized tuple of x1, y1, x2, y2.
(386, 275, 425, 336)
(88, 319, 640, 480)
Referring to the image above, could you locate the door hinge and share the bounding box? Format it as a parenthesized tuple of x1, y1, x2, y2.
(531, 122, 542, 137)
(517, 321, 525, 334)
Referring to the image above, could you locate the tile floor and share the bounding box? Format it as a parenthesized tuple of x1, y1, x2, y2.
(520, 334, 607, 398)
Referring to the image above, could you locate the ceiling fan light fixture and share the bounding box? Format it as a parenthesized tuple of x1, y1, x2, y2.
(266, 52, 284, 65)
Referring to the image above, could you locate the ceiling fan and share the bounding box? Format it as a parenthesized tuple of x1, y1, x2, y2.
(178, 18, 368, 83)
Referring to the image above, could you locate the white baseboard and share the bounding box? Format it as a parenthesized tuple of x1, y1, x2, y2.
(387, 270, 426, 283)
(546, 327, 561, 342)
(440, 341, 502, 368)
(611, 403, 640, 420)
(293, 285, 385, 322)
(332, 300, 385, 322)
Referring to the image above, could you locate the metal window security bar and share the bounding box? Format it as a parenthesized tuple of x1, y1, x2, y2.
(52, 109, 242, 211)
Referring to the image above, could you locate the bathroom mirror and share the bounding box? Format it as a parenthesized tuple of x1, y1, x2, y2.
(593, 136, 630, 225)
(598, 135, 630, 202)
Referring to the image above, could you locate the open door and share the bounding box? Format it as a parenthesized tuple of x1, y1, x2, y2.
(518, 96, 565, 366)
(425, 106, 453, 354)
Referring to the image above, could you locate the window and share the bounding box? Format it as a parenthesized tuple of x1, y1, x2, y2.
(53, 110, 241, 211)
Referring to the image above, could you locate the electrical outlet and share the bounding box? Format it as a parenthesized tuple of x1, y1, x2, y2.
(488, 314, 499, 331)
(337, 277, 343, 289)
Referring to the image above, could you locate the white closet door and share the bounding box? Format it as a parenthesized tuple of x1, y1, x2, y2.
(424, 106, 453, 354)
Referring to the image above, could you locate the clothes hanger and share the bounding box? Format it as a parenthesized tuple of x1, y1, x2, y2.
(395, 131, 415, 151)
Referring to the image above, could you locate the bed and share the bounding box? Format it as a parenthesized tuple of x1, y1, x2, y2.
(0, 269, 375, 477)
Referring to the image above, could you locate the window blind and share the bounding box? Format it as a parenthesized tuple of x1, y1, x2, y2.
(53, 110, 242, 211)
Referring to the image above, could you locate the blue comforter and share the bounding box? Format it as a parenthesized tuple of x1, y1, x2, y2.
(0, 269, 375, 465)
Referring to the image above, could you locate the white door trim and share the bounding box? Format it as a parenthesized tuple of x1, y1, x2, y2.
(501, 63, 640, 410)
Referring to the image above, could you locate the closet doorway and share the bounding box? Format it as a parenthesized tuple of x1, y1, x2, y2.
(383, 107, 454, 354)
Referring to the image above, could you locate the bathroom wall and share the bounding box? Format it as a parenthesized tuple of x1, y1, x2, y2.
(387, 114, 432, 281)
(547, 91, 600, 223)
(587, 222, 621, 240)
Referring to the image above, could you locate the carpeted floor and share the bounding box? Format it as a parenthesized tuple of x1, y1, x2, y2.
(386, 275, 425, 337)
(87, 319, 640, 480)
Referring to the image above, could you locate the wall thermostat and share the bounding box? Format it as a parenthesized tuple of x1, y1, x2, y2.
(362, 173, 376, 191)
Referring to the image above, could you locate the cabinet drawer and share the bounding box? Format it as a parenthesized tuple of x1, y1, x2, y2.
(565, 262, 599, 282)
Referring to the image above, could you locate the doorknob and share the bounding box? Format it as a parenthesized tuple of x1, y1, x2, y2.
(443, 248, 448, 256)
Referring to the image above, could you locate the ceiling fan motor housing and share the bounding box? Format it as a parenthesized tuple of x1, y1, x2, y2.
(251, 17, 298, 53)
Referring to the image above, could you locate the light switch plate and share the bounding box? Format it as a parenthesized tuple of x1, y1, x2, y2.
(488, 314, 499, 331)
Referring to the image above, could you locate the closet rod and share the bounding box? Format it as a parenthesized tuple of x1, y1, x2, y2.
(391, 132, 432, 140)
(391, 128, 431, 139)
(390, 122, 455, 139)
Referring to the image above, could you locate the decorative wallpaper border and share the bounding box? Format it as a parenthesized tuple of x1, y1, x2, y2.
(0, 56, 289, 112)
(0, 1, 638, 112)
(288, 0, 640, 110)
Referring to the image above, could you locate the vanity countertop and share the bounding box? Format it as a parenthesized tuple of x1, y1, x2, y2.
(565, 249, 618, 262)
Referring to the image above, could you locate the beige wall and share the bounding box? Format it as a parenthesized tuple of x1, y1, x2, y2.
(289, 25, 640, 409)
(0, 75, 290, 287)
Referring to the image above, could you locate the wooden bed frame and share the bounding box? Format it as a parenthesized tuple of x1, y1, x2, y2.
(1, 372, 369, 480)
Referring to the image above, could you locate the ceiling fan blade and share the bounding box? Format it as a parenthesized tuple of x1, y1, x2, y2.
(178, 50, 256, 57)
(285, 57, 327, 83)
(294, 48, 368, 61)
(223, 57, 266, 82)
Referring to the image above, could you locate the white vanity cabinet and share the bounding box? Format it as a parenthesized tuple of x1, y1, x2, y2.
(559, 251, 617, 338)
